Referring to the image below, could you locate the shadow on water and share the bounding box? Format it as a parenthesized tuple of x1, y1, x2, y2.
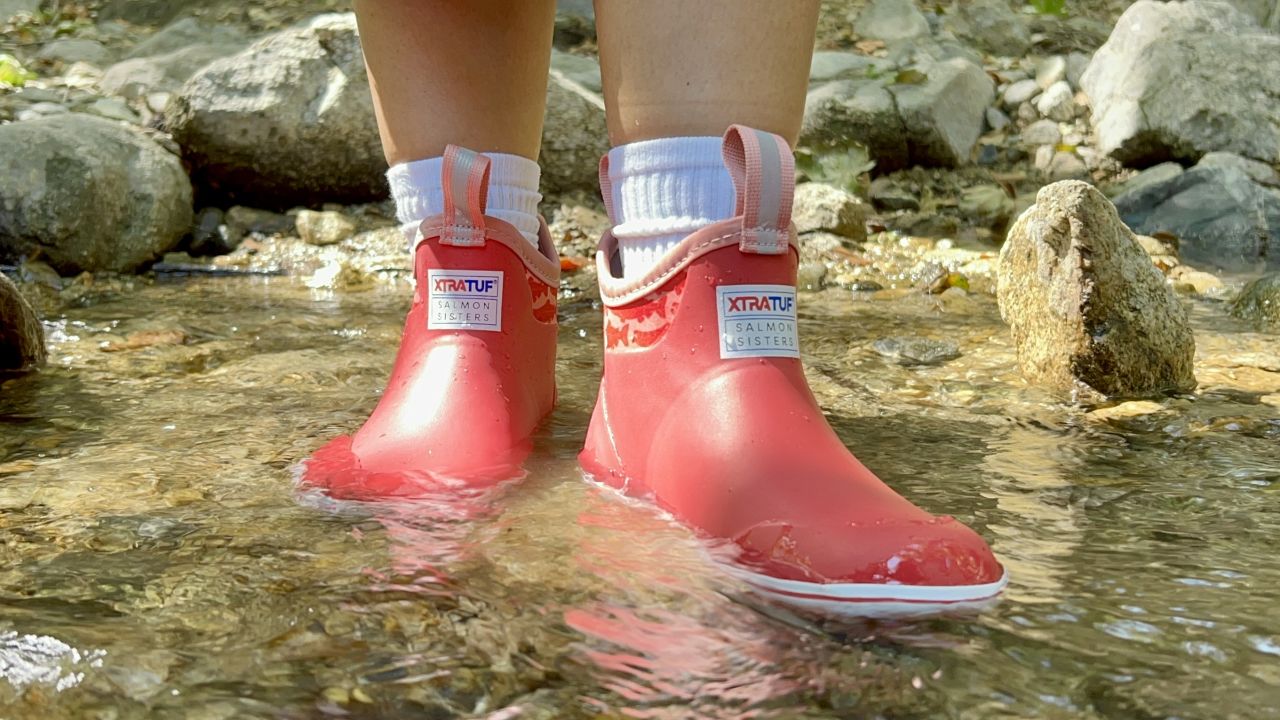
(1, 275, 1279, 718)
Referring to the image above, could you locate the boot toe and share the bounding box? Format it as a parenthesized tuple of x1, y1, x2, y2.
(728, 516, 1007, 616)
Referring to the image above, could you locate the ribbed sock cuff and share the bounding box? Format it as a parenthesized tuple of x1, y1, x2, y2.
(387, 152, 543, 247)
(606, 136, 735, 279)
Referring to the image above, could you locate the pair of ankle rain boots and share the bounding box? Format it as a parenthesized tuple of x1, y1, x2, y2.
(302, 126, 1007, 616)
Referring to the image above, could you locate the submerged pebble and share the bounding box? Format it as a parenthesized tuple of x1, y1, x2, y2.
(872, 336, 961, 366)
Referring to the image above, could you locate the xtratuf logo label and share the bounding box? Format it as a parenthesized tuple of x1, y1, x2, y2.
(716, 284, 800, 359)
(427, 269, 503, 331)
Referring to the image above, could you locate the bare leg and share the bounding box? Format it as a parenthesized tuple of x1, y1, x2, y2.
(594, 0, 820, 146)
(354, 0, 557, 164)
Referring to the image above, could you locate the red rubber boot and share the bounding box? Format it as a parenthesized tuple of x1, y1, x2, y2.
(302, 147, 559, 500)
(580, 127, 1006, 616)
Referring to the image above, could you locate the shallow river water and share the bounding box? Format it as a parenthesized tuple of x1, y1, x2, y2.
(2, 273, 1280, 719)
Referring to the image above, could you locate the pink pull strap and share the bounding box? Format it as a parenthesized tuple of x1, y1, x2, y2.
(598, 153, 617, 224)
(440, 145, 491, 247)
(722, 125, 794, 255)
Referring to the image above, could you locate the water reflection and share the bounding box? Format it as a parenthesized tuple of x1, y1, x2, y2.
(981, 416, 1089, 604)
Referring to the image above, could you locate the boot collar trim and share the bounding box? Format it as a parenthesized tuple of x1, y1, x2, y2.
(412, 215, 561, 288)
(595, 220, 797, 308)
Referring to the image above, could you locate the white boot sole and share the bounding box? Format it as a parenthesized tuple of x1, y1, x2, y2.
(724, 565, 1010, 618)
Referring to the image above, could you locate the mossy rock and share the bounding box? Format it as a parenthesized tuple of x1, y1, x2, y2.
(1230, 273, 1280, 326)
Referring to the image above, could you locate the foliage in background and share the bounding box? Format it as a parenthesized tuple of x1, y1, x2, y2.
(0, 54, 35, 88)
(1029, 0, 1068, 15)
(796, 146, 876, 195)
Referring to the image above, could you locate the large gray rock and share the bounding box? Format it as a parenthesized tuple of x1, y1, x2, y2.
(890, 58, 995, 167)
(550, 48, 601, 94)
(101, 18, 248, 98)
(164, 14, 385, 207)
(1112, 155, 1280, 271)
(126, 17, 246, 59)
(1081, 1, 1280, 167)
(1199, 151, 1280, 188)
(554, 0, 595, 48)
(0, 115, 193, 274)
(802, 58, 992, 170)
(998, 181, 1197, 400)
(802, 80, 907, 169)
(793, 182, 869, 241)
(102, 45, 244, 99)
(0, 273, 45, 372)
(541, 71, 609, 200)
(945, 0, 1032, 56)
(856, 0, 931, 43)
(166, 13, 606, 207)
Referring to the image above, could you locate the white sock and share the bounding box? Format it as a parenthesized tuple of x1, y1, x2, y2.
(387, 152, 542, 247)
(607, 136, 736, 280)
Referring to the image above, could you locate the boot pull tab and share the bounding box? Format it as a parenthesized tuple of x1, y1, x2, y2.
(598, 153, 618, 225)
(722, 125, 795, 255)
(440, 145, 491, 247)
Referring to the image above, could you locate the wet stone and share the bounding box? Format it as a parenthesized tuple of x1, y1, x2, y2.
(0, 273, 45, 372)
(1088, 400, 1168, 421)
(998, 181, 1197, 399)
(296, 209, 357, 247)
(1231, 273, 1280, 326)
(1112, 156, 1280, 270)
(797, 261, 829, 292)
(189, 207, 234, 256)
(793, 182, 869, 241)
(872, 336, 962, 366)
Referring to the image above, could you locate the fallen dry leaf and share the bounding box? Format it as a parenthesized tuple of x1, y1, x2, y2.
(559, 255, 588, 273)
(832, 247, 873, 266)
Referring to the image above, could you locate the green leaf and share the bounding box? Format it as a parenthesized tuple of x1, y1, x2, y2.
(795, 146, 877, 194)
(0, 54, 36, 88)
(894, 68, 929, 86)
(1029, 0, 1067, 16)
